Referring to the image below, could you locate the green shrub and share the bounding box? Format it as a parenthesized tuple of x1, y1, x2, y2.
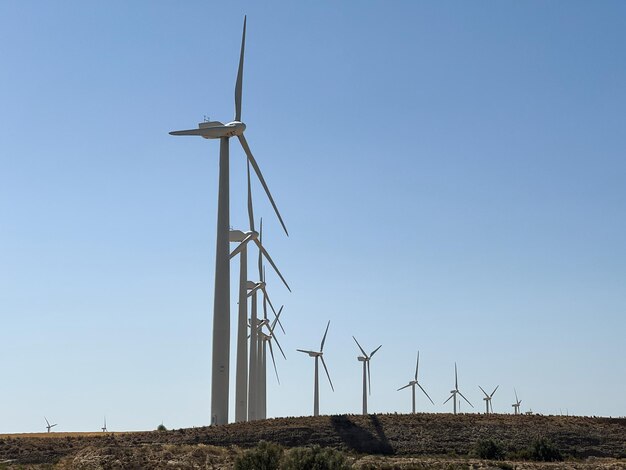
(280, 445, 350, 470)
(529, 437, 562, 462)
(235, 441, 283, 470)
(156, 424, 167, 431)
(473, 438, 506, 460)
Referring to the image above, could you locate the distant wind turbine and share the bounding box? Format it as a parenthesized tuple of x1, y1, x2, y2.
(297, 321, 334, 417)
(257, 305, 287, 419)
(352, 336, 382, 415)
(101, 416, 107, 432)
(397, 351, 435, 413)
(44, 417, 57, 433)
(443, 363, 473, 414)
(512, 388, 522, 415)
(478, 385, 499, 414)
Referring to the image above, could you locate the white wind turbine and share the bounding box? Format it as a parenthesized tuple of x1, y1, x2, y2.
(512, 388, 522, 415)
(170, 17, 288, 425)
(101, 416, 107, 432)
(298, 321, 334, 417)
(479, 385, 499, 414)
(44, 417, 57, 433)
(257, 306, 287, 419)
(352, 337, 381, 415)
(397, 351, 435, 413)
(443, 363, 473, 414)
(230, 216, 289, 422)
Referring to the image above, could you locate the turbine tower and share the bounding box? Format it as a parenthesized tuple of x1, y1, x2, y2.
(443, 363, 473, 414)
(169, 17, 287, 425)
(44, 417, 57, 433)
(101, 416, 107, 432)
(257, 306, 286, 419)
(352, 336, 381, 415)
(479, 385, 499, 414)
(397, 351, 435, 413)
(297, 321, 334, 417)
(512, 388, 522, 415)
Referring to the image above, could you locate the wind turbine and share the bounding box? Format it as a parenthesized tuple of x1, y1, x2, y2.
(257, 306, 286, 419)
(230, 218, 289, 422)
(44, 417, 57, 433)
(478, 385, 499, 414)
(443, 363, 473, 414)
(397, 351, 435, 413)
(352, 337, 381, 415)
(169, 17, 288, 425)
(298, 321, 334, 417)
(512, 388, 522, 415)
(101, 416, 107, 432)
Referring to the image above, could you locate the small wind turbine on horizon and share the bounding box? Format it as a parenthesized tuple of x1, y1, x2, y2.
(443, 363, 473, 415)
(169, 16, 288, 425)
(397, 351, 435, 413)
(479, 385, 499, 414)
(101, 417, 107, 432)
(44, 417, 57, 433)
(352, 337, 382, 415)
(512, 388, 522, 415)
(298, 321, 334, 417)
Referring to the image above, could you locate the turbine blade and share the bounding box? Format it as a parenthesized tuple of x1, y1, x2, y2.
(491, 385, 499, 397)
(269, 305, 284, 333)
(297, 349, 316, 354)
(258, 218, 263, 279)
(262, 287, 268, 321)
(514, 388, 519, 403)
(397, 383, 412, 391)
(45, 417, 50, 426)
(479, 385, 489, 398)
(247, 159, 255, 232)
(253, 239, 291, 291)
(417, 382, 435, 405)
(352, 336, 367, 357)
(370, 344, 382, 357)
(320, 320, 330, 352)
(320, 356, 334, 391)
(261, 287, 278, 318)
(234, 16, 246, 122)
(367, 360, 371, 395)
(238, 134, 288, 236)
(458, 391, 474, 407)
(268, 340, 280, 384)
(455, 362, 458, 390)
(272, 331, 287, 360)
(443, 394, 453, 405)
(229, 233, 255, 259)
(415, 351, 420, 381)
(246, 283, 262, 298)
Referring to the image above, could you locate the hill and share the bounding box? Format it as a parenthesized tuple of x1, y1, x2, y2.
(0, 413, 624, 468)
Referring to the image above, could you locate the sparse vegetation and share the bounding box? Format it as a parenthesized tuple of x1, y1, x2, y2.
(235, 440, 283, 470)
(156, 423, 167, 432)
(472, 438, 505, 460)
(281, 444, 350, 470)
(528, 437, 563, 462)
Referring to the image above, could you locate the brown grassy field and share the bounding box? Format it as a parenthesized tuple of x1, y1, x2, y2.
(0, 413, 624, 468)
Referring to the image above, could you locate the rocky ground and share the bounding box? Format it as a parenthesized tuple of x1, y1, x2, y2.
(0, 413, 624, 469)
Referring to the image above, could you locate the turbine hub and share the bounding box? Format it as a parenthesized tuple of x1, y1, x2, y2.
(224, 121, 246, 136)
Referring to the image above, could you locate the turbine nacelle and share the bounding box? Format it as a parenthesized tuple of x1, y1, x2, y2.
(170, 120, 246, 139)
(229, 229, 258, 242)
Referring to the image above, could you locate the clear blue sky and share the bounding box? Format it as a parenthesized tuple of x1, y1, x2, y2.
(1, 1, 625, 433)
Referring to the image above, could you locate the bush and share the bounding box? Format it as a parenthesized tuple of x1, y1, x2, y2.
(473, 438, 506, 460)
(156, 424, 167, 431)
(281, 445, 350, 470)
(235, 441, 283, 470)
(529, 437, 563, 462)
